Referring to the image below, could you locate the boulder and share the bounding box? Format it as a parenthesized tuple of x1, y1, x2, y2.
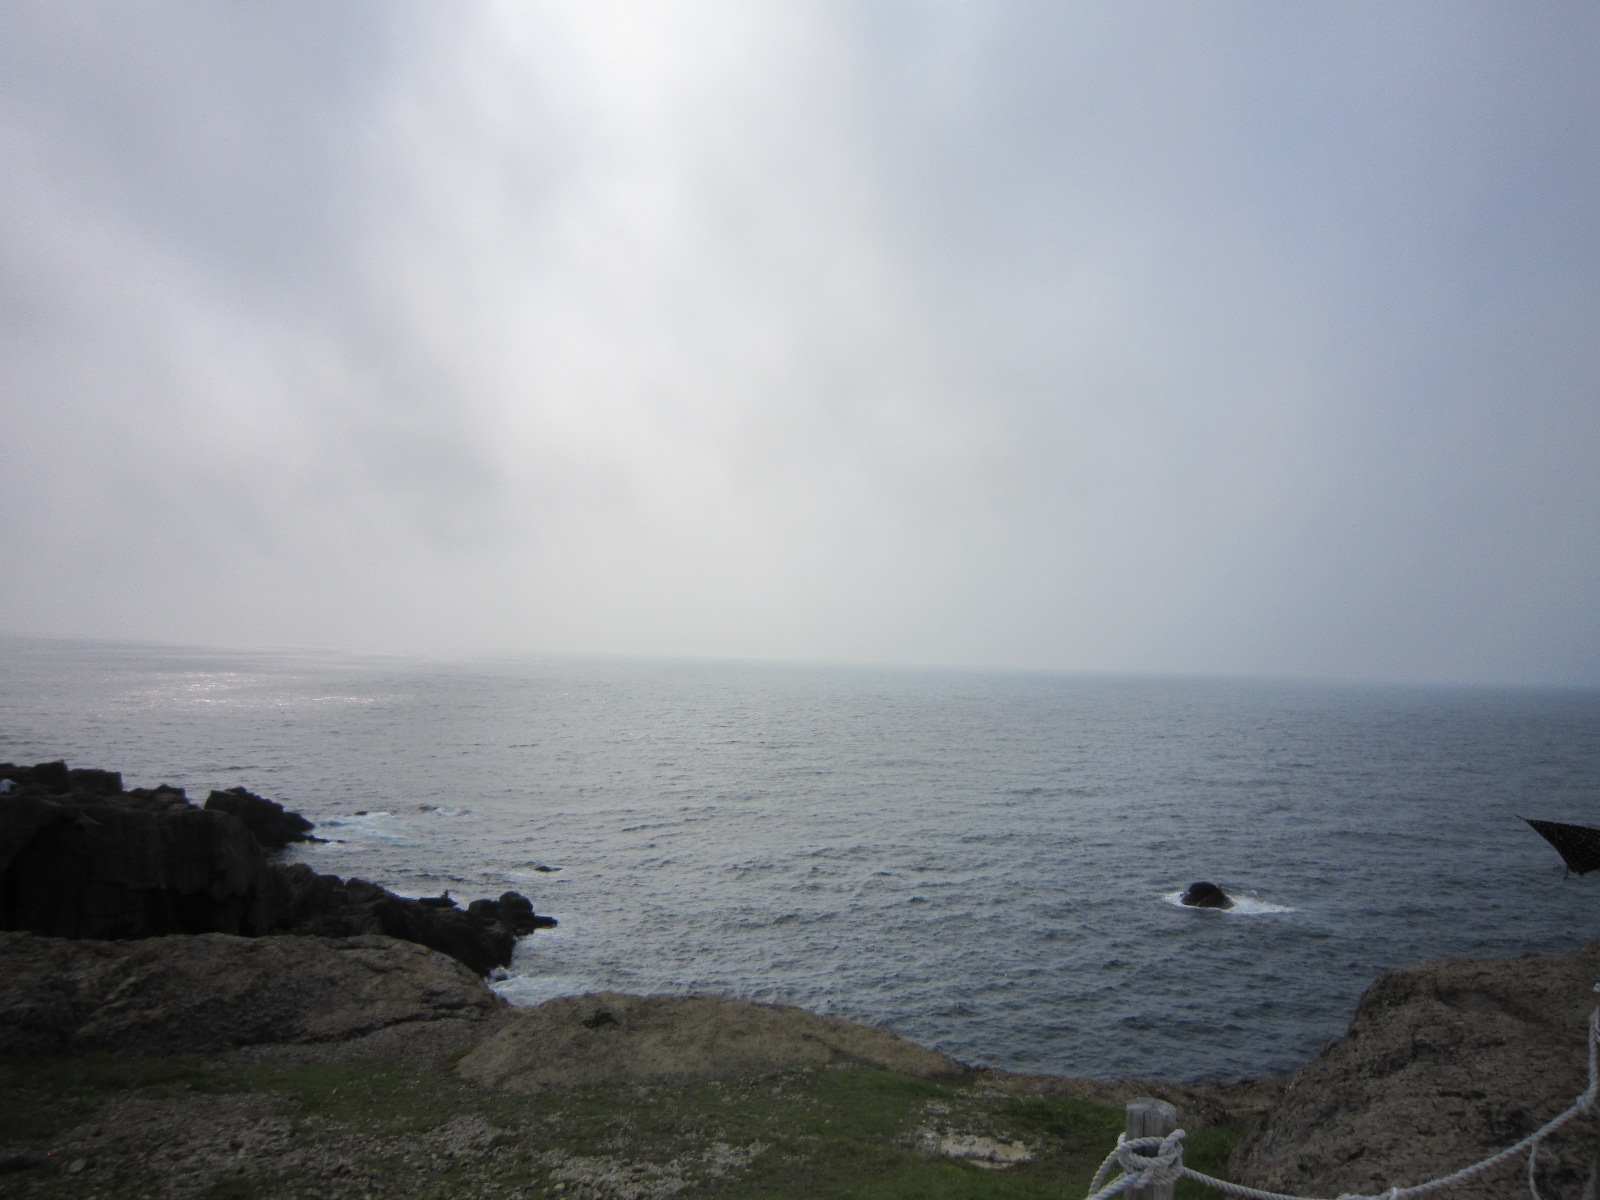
(1179, 881, 1233, 909)
(457, 992, 963, 1091)
(0, 930, 504, 1058)
(1231, 943, 1600, 1200)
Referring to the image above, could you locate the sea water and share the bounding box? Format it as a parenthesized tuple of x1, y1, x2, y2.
(2, 635, 1598, 1082)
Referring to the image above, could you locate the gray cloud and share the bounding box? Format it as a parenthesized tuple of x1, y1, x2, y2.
(1, 1, 1596, 684)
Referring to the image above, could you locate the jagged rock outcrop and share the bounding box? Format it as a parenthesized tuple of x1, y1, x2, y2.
(273, 864, 518, 977)
(467, 891, 557, 935)
(1231, 942, 1600, 1200)
(0, 765, 283, 939)
(0, 930, 505, 1057)
(0, 760, 554, 976)
(204, 786, 316, 849)
(457, 992, 964, 1091)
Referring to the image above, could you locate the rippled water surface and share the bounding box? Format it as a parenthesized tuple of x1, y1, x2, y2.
(4, 636, 1598, 1081)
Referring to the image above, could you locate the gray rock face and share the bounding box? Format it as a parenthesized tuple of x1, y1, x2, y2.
(1231, 943, 1600, 1200)
(0, 931, 505, 1057)
(457, 992, 964, 1091)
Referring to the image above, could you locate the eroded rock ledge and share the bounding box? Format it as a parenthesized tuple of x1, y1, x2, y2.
(1230, 941, 1600, 1200)
(0, 930, 506, 1058)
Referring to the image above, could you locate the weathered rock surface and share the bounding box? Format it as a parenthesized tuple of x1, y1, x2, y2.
(0, 760, 554, 975)
(457, 992, 964, 1091)
(1231, 942, 1600, 1200)
(0, 930, 505, 1057)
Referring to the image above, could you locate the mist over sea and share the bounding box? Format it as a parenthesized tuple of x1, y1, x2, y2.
(3, 636, 1598, 1082)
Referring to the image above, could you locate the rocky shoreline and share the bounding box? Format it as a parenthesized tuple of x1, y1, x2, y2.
(3, 930, 1596, 1198)
(4, 762, 1599, 1198)
(0, 760, 555, 977)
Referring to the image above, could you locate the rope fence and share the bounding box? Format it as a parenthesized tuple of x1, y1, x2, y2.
(1085, 990, 1600, 1200)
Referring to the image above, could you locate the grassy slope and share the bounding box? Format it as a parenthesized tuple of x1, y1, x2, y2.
(0, 1051, 1238, 1200)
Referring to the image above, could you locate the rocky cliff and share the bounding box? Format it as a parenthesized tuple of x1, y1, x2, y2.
(0, 760, 554, 975)
(1232, 942, 1600, 1199)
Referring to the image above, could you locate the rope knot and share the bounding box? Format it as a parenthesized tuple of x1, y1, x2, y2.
(1113, 1128, 1187, 1190)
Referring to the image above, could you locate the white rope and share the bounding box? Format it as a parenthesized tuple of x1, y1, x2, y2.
(1085, 1002, 1600, 1200)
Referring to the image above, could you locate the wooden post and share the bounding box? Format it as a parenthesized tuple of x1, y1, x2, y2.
(1124, 1097, 1179, 1200)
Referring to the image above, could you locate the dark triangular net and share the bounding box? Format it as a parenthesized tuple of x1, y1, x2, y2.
(1524, 818, 1600, 875)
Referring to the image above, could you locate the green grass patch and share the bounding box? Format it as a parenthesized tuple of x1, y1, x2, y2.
(995, 1094, 1240, 1200)
(0, 1052, 1243, 1200)
(0, 1052, 223, 1140)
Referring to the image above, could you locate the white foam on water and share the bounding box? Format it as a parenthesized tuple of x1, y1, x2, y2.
(313, 811, 413, 844)
(491, 974, 598, 1007)
(1162, 890, 1297, 914)
(417, 804, 466, 817)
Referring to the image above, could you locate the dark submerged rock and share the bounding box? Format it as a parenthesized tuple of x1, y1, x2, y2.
(1179, 881, 1234, 909)
(0, 761, 557, 976)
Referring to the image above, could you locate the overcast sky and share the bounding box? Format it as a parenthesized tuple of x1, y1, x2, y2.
(2, 2, 1597, 686)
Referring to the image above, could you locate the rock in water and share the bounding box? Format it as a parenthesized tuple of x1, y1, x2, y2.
(0, 931, 505, 1058)
(1180, 881, 1233, 909)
